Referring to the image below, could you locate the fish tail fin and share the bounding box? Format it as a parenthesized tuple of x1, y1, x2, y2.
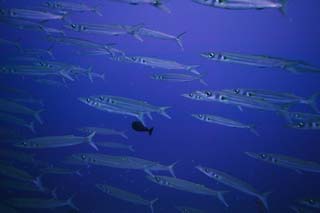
(99, 72, 106, 81)
(258, 191, 272, 211)
(149, 198, 158, 213)
(93, 5, 103, 16)
(187, 65, 200, 75)
(148, 127, 154, 136)
(168, 161, 178, 177)
(129, 145, 135, 152)
(33, 175, 45, 192)
(51, 187, 58, 199)
(34, 109, 44, 125)
(87, 66, 93, 83)
(249, 125, 259, 136)
(67, 194, 79, 211)
(120, 131, 128, 139)
(86, 131, 98, 151)
(137, 113, 146, 126)
(75, 170, 82, 177)
(279, 0, 288, 15)
(130, 24, 144, 42)
(308, 92, 320, 113)
(176, 32, 186, 51)
(27, 121, 36, 134)
(60, 69, 75, 81)
(159, 106, 172, 119)
(217, 191, 229, 207)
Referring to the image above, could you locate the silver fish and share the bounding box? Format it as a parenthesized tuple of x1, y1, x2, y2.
(175, 206, 206, 213)
(151, 73, 207, 85)
(0, 112, 35, 133)
(96, 142, 134, 152)
(14, 132, 97, 150)
(64, 22, 144, 41)
(5, 196, 78, 210)
(147, 175, 229, 207)
(124, 55, 200, 74)
(245, 152, 320, 173)
(137, 28, 185, 50)
(191, 114, 258, 135)
(0, 179, 44, 192)
(0, 8, 66, 21)
(71, 153, 176, 176)
(193, 0, 287, 13)
(281, 111, 320, 123)
(286, 120, 320, 130)
(298, 198, 320, 210)
(78, 126, 128, 139)
(96, 184, 158, 213)
(0, 98, 43, 124)
(201, 51, 320, 74)
(111, 0, 171, 13)
(196, 165, 270, 210)
(43, 1, 102, 16)
(223, 88, 320, 112)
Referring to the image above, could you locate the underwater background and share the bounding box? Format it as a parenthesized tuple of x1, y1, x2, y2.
(0, 0, 320, 212)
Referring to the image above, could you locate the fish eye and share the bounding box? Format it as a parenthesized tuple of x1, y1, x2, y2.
(298, 122, 305, 128)
(86, 98, 91, 102)
(246, 92, 252, 97)
(205, 168, 209, 172)
(204, 91, 212, 97)
(233, 89, 240, 94)
(71, 24, 76, 28)
(22, 142, 27, 146)
(219, 95, 226, 101)
(81, 155, 86, 160)
(131, 57, 136, 61)
(99, 96, 104, 101)
(208, 53, 215, 58)
(260, 154, 267, 159)
(199, 114, 203, 118)
(309, 199, 315, 204)
(155, 177, 161, 182)
(213, 174, 219, 178)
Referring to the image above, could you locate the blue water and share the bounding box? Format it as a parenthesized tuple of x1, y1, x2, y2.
(1, 0, 320, 213)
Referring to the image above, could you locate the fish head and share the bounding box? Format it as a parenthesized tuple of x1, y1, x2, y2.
(96, 184, 113, 194)
(245, 152, 273, 162)
(150, 74, 163, 80)
(146, 175, 169, 186)
(181, 91, 207, 101)
(298, 198, 320, 209)
(196, 166, 223, 181)
(191, 114, 206, 121)
(71, 153, 93, 163)
(14, 141, 36, 148)
(78, 96, 102, 107)
(64, 23, 86, 32)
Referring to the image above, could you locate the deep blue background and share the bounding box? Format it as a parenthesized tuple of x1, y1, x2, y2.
(1, 0, 320, 212)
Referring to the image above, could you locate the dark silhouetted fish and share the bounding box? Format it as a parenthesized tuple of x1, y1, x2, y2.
(131, 121, 153, 135)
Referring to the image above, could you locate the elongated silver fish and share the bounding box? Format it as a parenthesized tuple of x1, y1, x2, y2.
(223, 89, 320, 112)
(196, 166, 270, 210)
(71, 153, 176, 176)
(14, 132, 97, 150)
(245, 152, 320, 173)
(298, 198, 320, 210)
(96, 184, 158, 213)
(191, 114, 258, 135)
(111, 0, 171, 13)
(0, 8, 66, 21)
(175, 206, 206, 213)
(182, 90, 288, 112)
(0, 37, 20, 50)
(48, 36, 123, 56)
(0, 179, 44, 192)
(124, 55, 200, 74)
(151, 73, 207, 85)
(289, 205, 316, 213)
(5, 196, 78, 210)
(201, 51, 320, 74)
(193, 0, 287, 13)
(0, 112, 35, 133)
(286, 120, 320, 130)
(281, 111, 320, 123)
(147, 175, 229, 207)
(64, 22, 144, 41)
(0, 98, 43, 124)
(0, 161, 43, 190)
(43, 1, 102, 16)
(78, 126, 128, 139)
(96, 142, 134, 152)
(137, 28, 185, 50)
